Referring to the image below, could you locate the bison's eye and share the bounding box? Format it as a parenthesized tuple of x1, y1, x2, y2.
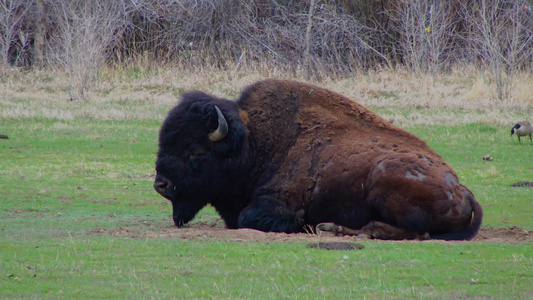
(184, 145, 207, 168)
(189, 152, 207, 168)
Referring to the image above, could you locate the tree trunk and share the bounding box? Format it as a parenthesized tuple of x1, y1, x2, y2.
(32, 0, 45, 68)
(304, 0, 316, 77)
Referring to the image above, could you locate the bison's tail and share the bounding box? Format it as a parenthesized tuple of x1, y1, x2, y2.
(431, 192, 483, 241)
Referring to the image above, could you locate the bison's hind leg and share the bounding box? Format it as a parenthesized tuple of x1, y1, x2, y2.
(359, 221, 430, 240)
(317, 221, 429, 240)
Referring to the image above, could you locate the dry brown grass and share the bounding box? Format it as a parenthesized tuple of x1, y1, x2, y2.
(1, 64, 532, 126)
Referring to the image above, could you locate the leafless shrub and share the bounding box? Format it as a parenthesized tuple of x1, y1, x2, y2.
(304, 2, 389, 76)
(113, 1, 384, 77)
(389, 0, 457, 74)
(0, 0, 34, 77)
(461, 0, 533, 101)
(46, 0, 127, 100)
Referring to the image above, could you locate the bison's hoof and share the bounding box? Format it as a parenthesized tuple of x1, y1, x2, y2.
(357, 233, 372, 239)
(316, 222, 335, 231)
(418, 232, 431, 240)
(316, 223, 341, 235)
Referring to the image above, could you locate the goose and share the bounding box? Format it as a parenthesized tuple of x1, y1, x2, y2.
(510, 121, 532, 144)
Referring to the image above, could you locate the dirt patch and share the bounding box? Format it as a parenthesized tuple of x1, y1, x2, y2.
(510, 181, 533, 187)
(148, 227, 352, 243)
(473, 226, 532, 243)
(307, 242, 365, 250)
(101, 218, 532, 244)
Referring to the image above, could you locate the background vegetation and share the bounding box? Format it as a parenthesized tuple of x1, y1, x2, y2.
(2, 0, 533, 100)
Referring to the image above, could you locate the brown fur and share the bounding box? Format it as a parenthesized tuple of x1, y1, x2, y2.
(237, 79, 482, 240)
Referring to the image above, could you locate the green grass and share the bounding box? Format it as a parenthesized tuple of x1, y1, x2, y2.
(3, 238, 531, 298)
(1, 104, 532, 299)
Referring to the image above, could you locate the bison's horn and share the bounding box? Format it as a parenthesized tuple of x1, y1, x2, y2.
(208, 106, 229, 142)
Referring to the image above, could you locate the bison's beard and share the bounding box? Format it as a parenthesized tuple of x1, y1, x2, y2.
(173, 211, 195, 227)
(171, 201, 205, 227)
(173, 216, 192, 227)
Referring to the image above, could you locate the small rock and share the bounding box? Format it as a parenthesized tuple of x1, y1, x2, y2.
(510, 182, 533, 187)
(482, 154, 492, 161)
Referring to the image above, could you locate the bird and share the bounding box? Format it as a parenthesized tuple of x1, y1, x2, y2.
(510, 121, 532, 144)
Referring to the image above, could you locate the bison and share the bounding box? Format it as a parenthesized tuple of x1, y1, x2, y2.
(154, 79, 483, 240)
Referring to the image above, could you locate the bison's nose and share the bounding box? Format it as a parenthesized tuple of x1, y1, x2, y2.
(154, 176, 172, 195)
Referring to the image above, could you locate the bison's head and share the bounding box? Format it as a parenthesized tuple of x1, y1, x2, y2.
(154, 91, 248, 227)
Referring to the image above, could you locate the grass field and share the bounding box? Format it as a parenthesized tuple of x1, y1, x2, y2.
(1, 69, 532, 298)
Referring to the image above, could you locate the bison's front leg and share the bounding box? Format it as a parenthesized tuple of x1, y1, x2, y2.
(317, 221, 429, 240)
(238, 203, 305, 233)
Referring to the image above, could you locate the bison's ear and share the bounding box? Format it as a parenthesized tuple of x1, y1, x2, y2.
(208, 106, 229, 142)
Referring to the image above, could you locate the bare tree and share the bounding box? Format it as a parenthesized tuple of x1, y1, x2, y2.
(303, 0, 316, 77)
(47, 0, 127, 100)
(390, 0, 456, 74)
(31, 0, 45, 68)
(0, 0, 35, 76)
(310, 3, 388, 73)
(462, 0, 533, 101)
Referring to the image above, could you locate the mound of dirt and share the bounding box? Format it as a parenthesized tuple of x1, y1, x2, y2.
(149, 227, 358, 243)
(100, 218, 532, 244)
(472, 226, 532, 243)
